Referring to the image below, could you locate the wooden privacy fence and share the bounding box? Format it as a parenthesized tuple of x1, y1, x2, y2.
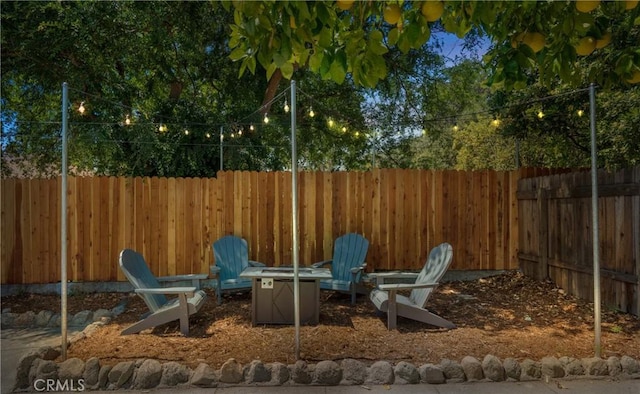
(2, 168, 559, 285)
(518, 166, 640, 316)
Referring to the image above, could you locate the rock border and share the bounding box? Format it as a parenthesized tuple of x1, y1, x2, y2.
(6, 307, 640, 391)
(13, 347, 640, 391)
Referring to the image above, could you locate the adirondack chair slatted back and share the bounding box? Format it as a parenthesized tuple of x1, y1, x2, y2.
(119, 249, 167, 312)
(332, 233, 369, 281)
(409, 243, 453, 308)
(213, 235, 250, 282)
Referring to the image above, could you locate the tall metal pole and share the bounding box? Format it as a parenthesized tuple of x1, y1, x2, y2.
(61, 82, 69, 360)
(290, 80, 300, 359)
(589, 83, 601, 358)
(219, 126, 224, 171)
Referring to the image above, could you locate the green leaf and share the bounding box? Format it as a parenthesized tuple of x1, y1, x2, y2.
(329, 50, 347, 84)
(309, 50, 323, 72)
(388, 27, 400, 46)
(229, 46, 247, 61)
(281, 62, 294, 79)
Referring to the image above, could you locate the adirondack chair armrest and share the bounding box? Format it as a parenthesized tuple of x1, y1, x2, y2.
(376, 282, 439, 291)
(350, 263, 367, 274)
(135, 287, 196, 297)
(369, 271, 419, 285)
(311, 259, 332, 268)
(209, 266, 221, 276)
(157, 274, 208, 282)
(156, 274, 208, 290)
(249, 260, 266, 267)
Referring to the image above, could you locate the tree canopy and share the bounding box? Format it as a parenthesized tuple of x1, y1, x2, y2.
(228, 0, 640, 89)
(1, 1, 639, 177)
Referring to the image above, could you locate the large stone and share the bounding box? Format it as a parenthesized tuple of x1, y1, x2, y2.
(219, 358, 243, 383)
(290, 360, 312, 384)
(520, 359, 541, 380)
(133, 359, 162, 389)
(14, 311, 36, 327)
(482, 355, 505, 382)
(70, 310, 94, 327)
(2, 312, 18, 327)
(191, 363, 217, 387)
(461, 356, 484, 381)
(83, 357, 101, 388)
(160, 361, 191, 386)
(503, 358, 521, 381)
(58, 357, 85, 381)
(108, 361, 135, 388)
(97, 365, 112, 389)
(621, 356, 639, 374)
(419, 363, 445, 384)
(245, 360, 271, 383)
(35, 310, 54, 327)
(607, 356, 622, 377)
(583, 357, 608, 376)
(34, 359, 59, 384)
(341, 359, 367, 385)
(92, 309, 114, 322)
(440, 358, 466, 383)
(313, 360, 341, 385)
(367, 361, 394, 385)
(14, 351, 40, 390)
(269, 362, 289, 385)
(541, 356, 565, 378)
(565, 358, 585, 376)
(37, 346, 61, 361)
(394, 361, 419, 384)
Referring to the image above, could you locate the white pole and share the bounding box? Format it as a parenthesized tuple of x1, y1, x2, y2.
(61, 82, 69, 359)
(589, 83, 601, 358)
(290, 80, 300, 359)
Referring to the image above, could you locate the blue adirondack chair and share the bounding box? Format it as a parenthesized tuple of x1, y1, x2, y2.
(118, 249, 208, 336)
(311, 233, 369, 305)
(210, 235, 265, 305)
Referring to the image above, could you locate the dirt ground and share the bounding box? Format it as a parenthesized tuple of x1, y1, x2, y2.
(2, 271, 639, 370)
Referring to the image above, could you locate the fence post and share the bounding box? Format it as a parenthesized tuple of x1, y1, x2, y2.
(537, 187, 549, 280)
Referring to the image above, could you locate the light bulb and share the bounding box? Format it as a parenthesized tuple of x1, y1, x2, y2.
(452, 124, 459, 131)
(491, 118, 500, 127)
(184, 129, 189, 135)
(231, 132, 235, 138)
(355, 131, 360, 137)
(328, 119, 334, 127)
(577, 109, 584, 117)
(341, 126, 347, 133)
(309, 107, 315, 117)
(263, 114, 269, 124)
(124, 115, 131, 125)
(206, 133, 211, 139)
(537, 111, 544, 119)
(238, 130, 243, 136)
(78, 102, 86, 115)
(284, 100, 290, 113)
(250, 124, 255, 131)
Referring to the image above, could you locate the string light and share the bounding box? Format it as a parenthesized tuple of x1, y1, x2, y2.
(124, 114, 131, 125)
(341, 126, 347, 133)
(78, 102, 86, 115)
(250, 124, 255, 131)
(309, 106, 315, 117)
(263, 113, 269, 124)
(231, 132, 235, 138)
(158, 124, 167, 133)
(537, 110, 545, 119)
(491, 117, 501, 127)
(206, 132, 211, 138)
(184, 129, 189, 135)
(452, 124, 459, 131)
(577, 109, 584, 117)
(238, 130, 243, 136)
(328, 119, 334, 127)
(284, 99, 290, 113)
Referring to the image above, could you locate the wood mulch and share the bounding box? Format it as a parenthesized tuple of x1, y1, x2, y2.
(2, 271, 639, 369)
